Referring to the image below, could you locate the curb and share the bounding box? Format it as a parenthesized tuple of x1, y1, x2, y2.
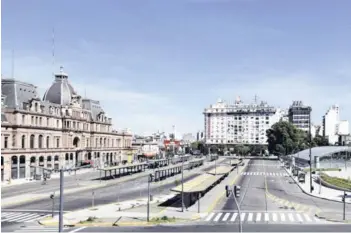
(315, 213, 351, 224)
(282, 166, 347, 204)
(40, 219, 190, 227)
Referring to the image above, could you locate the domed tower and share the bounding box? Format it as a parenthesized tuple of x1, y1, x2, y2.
(43, 66, 79, 106)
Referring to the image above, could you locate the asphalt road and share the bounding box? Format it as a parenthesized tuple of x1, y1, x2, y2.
(59, 224, 351, 232)
(217, 159, 281, 212)
(265, 160, 351, 214)
(2, 161, 222, 212)
(1, 169, 102, 198)
(217, 159, 350, 214)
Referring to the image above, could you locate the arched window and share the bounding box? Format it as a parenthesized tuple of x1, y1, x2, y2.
(35, 103, 38, 112)
(54, 155, 59, 161)
(100, 138, 102, 147)
(104, 138, 107, 147)
(46, 136, 50, 148)
(21, 135, 26, 148)
(38, 135, 43, 149)
(30, 135, 35, 149)
(65, 153, 69, 160)
(39, 156, 44, 163)
(47, 156, 52, 162)
(30, 156, 35, 163)
(96, 138, 98, 147)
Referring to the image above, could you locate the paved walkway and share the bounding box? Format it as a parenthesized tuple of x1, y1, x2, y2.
(1, 168, 97, 188)
(285, 167, 351, 204)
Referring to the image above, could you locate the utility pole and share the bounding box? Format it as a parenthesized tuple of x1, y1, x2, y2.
(147, 174, 153, 222)
(215, 156, 217, 175)
(50, 192, 55, 218)
(309, 108, 313, 193)
(92, 190, 95, 208)
(342, 191, 347, 221)
(225, 185, 242, 233)
(59, 169, 64, 232)
(181, 155, 185, 212)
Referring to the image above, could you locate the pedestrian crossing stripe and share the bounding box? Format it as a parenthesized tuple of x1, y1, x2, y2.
(241, 172, 286, 176)
(1, 212, 50, 223)
(204, 212, 323, 223)
(13, 226, 69, 232)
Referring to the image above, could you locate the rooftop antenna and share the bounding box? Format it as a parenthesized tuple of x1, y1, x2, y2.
(52, 28, 55, 79)
(254, 94, 258, 104)
(11, 49, 15, 79)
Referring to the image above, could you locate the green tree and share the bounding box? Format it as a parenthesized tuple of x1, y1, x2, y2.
(266, 121, 307, 156)
(313, 135, 329, 146)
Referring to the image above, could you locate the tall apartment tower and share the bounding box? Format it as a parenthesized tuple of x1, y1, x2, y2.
(323, 105, 340, 145)
(288, 101, 312, 132)
(203, 97, 284, 145)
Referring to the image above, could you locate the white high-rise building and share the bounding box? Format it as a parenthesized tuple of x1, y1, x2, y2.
(322, 105, 349, 145)
(337, 120, 349, 135)
(203, 97, 284, 145)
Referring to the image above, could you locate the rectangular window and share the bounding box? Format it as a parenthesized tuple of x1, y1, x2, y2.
(56, 120, 59, 128)
(47, 118, 50, 126)
(35, 117, 38, 125)
(39, 117, 42, 125)
(31, 116, 34, 125)
(56, 138, 60, 148)
(22, 115, 25, 125)
(4, 137, 8, 148)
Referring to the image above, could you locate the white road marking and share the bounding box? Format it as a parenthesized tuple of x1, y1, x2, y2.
(230, 213, 238, 222)
(205, 212, 215, 221)
(280, 213, 286, 221)
(256, 213, 261, 221)
(213, 213, 223, 222)
(247, 213, 253, 222)
(222, 213, 230, 221)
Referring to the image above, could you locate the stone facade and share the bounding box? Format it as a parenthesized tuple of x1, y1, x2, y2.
(1, 67, 133, 182)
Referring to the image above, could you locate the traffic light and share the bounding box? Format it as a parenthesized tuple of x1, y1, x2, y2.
(50, 194, 54, 199)
(342, 193, 347, 202)
(225, 185, 230, 197)
(149, 174, 154, 182)
(234, 185, 241, 198)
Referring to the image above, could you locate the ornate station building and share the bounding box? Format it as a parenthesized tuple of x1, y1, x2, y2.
(1, 67, 133, 182)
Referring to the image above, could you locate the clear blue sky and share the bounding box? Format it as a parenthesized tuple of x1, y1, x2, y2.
(2, 0, 351, 136)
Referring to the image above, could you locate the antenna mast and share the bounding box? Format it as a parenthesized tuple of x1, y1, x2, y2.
(52, 28, 55, 79)
(11, 49, 15, 79)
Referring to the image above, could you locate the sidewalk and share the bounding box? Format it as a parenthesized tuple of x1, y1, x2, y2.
(284, 166, 351, 204)
(1, 168, 97, 188)
(39, 159, 249, 227)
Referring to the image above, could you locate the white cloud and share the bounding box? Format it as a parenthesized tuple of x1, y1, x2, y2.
(1, 53, 199, 135)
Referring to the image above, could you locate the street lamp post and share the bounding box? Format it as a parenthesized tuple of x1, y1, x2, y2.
(59, 169, 64, 232)
(147, 174, 152, 222)
(50, 192, 55, 218)
(309, 109, 313, 193)
(181, 155, 185, 212)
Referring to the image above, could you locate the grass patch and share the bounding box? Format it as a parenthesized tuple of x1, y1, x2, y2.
(303, 168, 342, 172)
(150, 216, 176, 224)
(321, 173, 351, 190)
